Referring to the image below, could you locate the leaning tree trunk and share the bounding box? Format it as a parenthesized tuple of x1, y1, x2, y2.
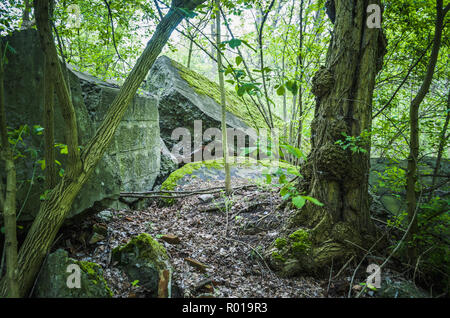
(0, 0, 206, 298)
(268, 0, 386, 276)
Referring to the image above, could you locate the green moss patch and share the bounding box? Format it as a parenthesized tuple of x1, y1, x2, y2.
(76, 260, 113, 297)
(171, 59, 283, 130)
(161, 157, 295, 192)
(272, 228, 312, 261)
(112, 233, 168, 268)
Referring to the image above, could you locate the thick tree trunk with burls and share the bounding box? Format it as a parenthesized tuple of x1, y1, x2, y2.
(268, 0, 386, 276)
(0, 0, 206, 297)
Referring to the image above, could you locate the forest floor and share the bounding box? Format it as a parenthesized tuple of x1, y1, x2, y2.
(54, 177, 399, 298)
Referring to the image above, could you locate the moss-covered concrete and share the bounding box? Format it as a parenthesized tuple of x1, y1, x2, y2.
(76, 260, 113, 297)
(1, 29, 160, 223)
(171, 59, 283, 130)
(160, 157, 296, 192)
(33, 249, 113, 298)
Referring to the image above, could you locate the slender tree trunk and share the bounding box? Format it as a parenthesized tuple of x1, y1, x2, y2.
(0, 40, 19, 298)
(21, 0, 33, 30)
(0, 0, 206, 297)
(268, 0, 386, 275)
(430, 91, 450, 197)
(406, 0, 448, 263)
(210, 20, 216, 77)
(215, 0, 231, 194)
(187, 36, 194, 68)
(43, 37, 57, 189)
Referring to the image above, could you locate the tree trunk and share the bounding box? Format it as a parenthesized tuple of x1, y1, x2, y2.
(43, 47, 57, 189)
(0, 41, 19, 297)
(430, 91, 450, 198)
(0, 0, 206, 297)
(268, 0, 386, 276)
(406, 0, 448, 264)
(215, 0, 231, 194)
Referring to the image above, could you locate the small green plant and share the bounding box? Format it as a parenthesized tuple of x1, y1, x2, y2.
(131, 280, 140, 287)
(335, 131, 370, 154)
(257, 142, 324, 210)
(359, 282, 378, 292)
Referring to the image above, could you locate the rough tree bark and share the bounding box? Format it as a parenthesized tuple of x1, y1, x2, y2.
(0, 0, 206, 297)
(268, 0, 387, 275)
(0, 40, 19, 297)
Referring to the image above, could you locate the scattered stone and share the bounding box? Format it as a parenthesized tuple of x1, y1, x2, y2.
(198, 194, 214, 203)
(97, 210, 114, 222)
(34, 249, 112, 298)
(352, 284, 362, 292)
(198, 203, 225, 213)
(93, 223, 108, 236)
(160, 234, 181, 245)
(89, 232, 105, 245)
(112, 233, 172, 297)
(184, 257, 208, 273)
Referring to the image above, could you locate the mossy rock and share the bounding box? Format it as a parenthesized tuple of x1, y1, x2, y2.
(267, 228, 315, 276)
(161, 157, 296, 192)
(112, 233, 172, 296)
(34, 249, 113, 298)
(144, 56, 283, 152)
(171, 58, 283, 130)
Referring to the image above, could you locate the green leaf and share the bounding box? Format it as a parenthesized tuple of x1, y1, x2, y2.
(33, 125, 44, 135)
(60, 145, 68, 155)
(236, 56, 243, 66)
(303, 196, 324, 206)
(276, 85, 286, 96)
(281, 144, 305, 159)
(240, 39, 256, 52)
(292, 196, 306, 209)
(237, 85, 246, 97)
(228, 38, 242, 49)
(37, 159, 46, 170)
